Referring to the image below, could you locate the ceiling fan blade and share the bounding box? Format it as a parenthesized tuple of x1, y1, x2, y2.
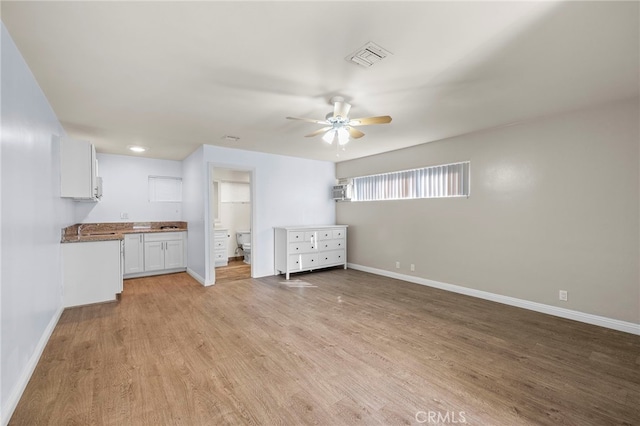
(333, 101, 351, 119)
(349, 115, 392, 126)
(346, 127, 365, 139)
(304, 127, 333, 138)
(286, 116, 330, 125)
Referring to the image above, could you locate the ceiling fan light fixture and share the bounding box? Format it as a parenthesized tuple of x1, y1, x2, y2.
(337, 127, 350, 145)
(286, 96, 391, 146)
(322, 129, 336, 144)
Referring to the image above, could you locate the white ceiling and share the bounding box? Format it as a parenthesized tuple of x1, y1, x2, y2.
(2, 1, 638, 163)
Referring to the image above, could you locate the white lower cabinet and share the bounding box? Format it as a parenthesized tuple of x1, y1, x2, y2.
(213, 229, 229, 267)
(63, 240, 123, 308)
(124, 231, 187, 278)
(274, 225, 348, 279)
(124, 234, 144, 274)
(164, 239, 185, 269)
(144, 240, 165, 272)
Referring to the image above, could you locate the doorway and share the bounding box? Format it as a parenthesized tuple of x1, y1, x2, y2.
(209, 165, 253, 285)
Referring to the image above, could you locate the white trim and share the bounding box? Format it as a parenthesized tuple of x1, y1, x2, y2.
(348, 263, 640, 336)
(187, 267, 212, 287)
(123, 268, 187, 280)
(206, 163, 256, 285)
(2, 306, 64, 426)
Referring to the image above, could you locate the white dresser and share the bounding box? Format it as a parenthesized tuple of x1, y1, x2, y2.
(214, 228, 229, 267)
(274, 225, 348, 279)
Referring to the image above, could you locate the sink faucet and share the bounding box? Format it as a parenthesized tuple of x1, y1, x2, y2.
(77, 224, 85, 236)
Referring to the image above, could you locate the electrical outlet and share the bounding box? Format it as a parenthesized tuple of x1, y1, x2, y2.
(120, 212, 129, 219)
(395, 261, 400, 269)
(410, 264, 415, 272)
(559, 290, 568, 301)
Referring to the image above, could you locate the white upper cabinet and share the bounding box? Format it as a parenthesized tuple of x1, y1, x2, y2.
(60, 137, 102, 201)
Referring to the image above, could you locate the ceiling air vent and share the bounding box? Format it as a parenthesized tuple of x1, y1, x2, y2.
(345, 42, 392, 68)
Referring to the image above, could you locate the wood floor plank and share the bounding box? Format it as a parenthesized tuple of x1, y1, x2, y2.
(9, 269, 640, 425)
(214, 260, 251, 285)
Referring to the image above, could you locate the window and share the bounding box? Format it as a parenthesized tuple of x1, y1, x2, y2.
(148, 176, 182, 202)
(351, 161, 469, 202)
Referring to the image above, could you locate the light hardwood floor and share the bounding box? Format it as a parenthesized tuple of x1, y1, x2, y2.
(10, 269, 640, 425)
(214, 259, 251, 285)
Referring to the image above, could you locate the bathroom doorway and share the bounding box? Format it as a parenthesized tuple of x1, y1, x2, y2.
(210, 165, 253, 284)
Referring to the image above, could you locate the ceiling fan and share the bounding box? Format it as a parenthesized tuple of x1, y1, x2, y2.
(286, 96, 392, 146)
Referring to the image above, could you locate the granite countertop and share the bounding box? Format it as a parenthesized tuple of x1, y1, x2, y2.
(61, 221, 188, 243)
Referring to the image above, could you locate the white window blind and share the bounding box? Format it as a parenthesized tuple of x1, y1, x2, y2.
(220, 182, 250, 203)
(352, 161, 470, 202)
(148, 176, 182, 202)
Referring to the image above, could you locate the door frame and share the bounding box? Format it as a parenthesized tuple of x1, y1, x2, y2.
(206, 162, 255, 285)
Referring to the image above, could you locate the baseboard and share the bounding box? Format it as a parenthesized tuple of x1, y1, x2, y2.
(2, 305, 64, 426)
(123, 267, 186, 280)
(187, 267, 213, 287)
(347, 263, 640, 336)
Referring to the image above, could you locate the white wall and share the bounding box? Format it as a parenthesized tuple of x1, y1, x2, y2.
(182, 146, 207, 284)
(75, 153, 182, 223)
(192, 145, 336, 282)
(337, 98, 639, 326)
(1, 24, 75, 424)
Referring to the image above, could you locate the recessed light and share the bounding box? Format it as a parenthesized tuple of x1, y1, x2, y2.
(127, 145, 147, 153)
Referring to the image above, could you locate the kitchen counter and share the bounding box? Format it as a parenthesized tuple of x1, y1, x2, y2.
(61, 221, 187, 243)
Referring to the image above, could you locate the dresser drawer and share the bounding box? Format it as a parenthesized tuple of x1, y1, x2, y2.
(214, 240, 226, 249)
(318, 250, 345, 266)
(288, 231, 305, 242)
(288, 253, 319, 271)
(317, 239, 344, 251)
(332, 229, 346, 239)
(290, 241, 316, 253)
(317, 230, 333, 240)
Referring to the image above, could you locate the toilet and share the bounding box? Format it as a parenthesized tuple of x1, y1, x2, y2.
(236, 231, 251, 264)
